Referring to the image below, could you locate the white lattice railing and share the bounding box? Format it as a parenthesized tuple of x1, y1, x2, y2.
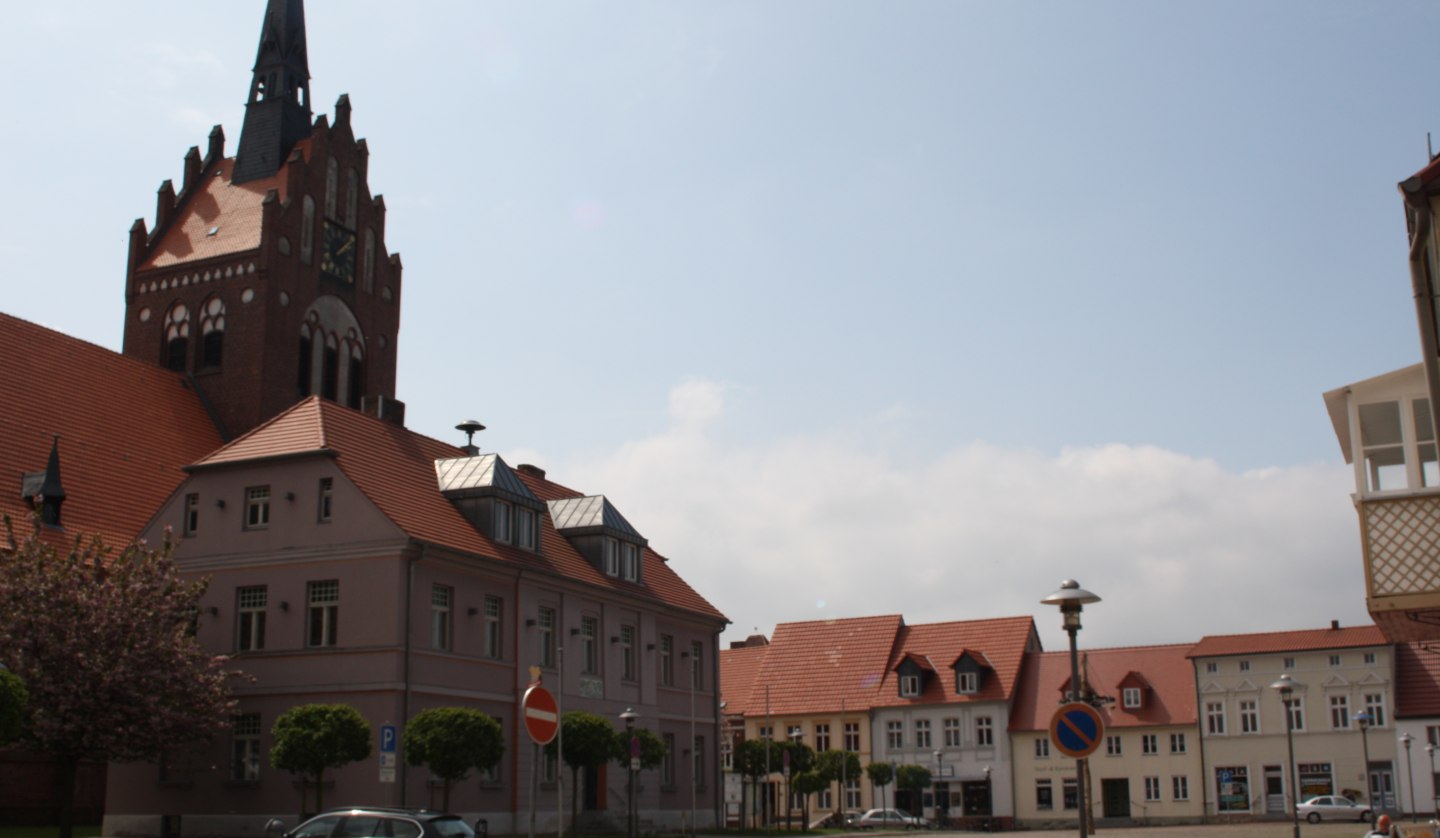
(1364, 494, 1440, 597)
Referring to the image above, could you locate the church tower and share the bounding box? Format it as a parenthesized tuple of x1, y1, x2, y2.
(121, 0, 404, 440)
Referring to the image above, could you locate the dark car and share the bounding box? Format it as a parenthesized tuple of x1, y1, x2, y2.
(266, 807, 477, 838)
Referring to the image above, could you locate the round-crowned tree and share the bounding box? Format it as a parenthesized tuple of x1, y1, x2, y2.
(270, 703, 372, 813)
(404, 707, 505, 811)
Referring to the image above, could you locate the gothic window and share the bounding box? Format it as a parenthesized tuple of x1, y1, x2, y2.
(164, 302, 190, 371)
(301, 195, 315, 263)
(321, 335, 339, 401)
(199, 296, 225, 369)
(347, 349, 363, 409)
(362, 229, 375, 293)
(297, 327, 313, 397)
(345, 169, 359, 229)
(325, 158, 338, 220)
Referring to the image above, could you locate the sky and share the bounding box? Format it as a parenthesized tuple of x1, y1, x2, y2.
(3, 1, 1438, 653)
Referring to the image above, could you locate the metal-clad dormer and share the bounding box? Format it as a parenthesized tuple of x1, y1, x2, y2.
(548, 496, 648, 582)
(435, 453, 545, 550)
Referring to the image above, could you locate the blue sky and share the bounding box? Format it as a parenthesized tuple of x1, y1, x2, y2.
(4, 1, 1437, 651)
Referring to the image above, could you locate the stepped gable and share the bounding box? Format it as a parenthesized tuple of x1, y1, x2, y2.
(189, 397, 725, 620)
(0, 312, 223, 548)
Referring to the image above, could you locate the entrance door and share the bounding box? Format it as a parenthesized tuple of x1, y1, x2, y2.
(1371, 764, 1396, 810)
(1264, 766, 1287, 813)
(1101, 778, 1130, 818)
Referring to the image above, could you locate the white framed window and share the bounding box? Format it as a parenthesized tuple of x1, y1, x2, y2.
(183, 493, 200, 536)
(1206, 702, 1226, 735)
(1035, 737, 1050, 758)
(431, 584, 452, 651)
(976, 716, 993, 747)
(621, 542, 639, 581)
(1141, 734, 1157, 755)
(1063, 778, 1078, 810)
(845, 778, 861, 808)
(1144, 776, 1161, 801)
(307, 579, 339, 647)
(844, 722, 859, 752)
(886, 720, 903, 748)
(944, 718, 961, 748)
(1106, 735, 1122, 756)
(1036, 780, 1053, 811)
(1284, 657, 1296, 669)
(516, 507, 537, 550)
(537, 606, 556, 668)
(1329, 654, 1342, 667)
(230, 713, 262, 781)
(1364, 693, 1387, 726)
(662, 733, 676, 786)
(581, 616, 598, 674)
(484, 595, 502, 659)
(1170, 732, 1187, 753)
(1172, 775, 1189, 801)
(604, 538, 619, 576)
(693, 736, 705, 789)
(245, 486, 270, 530)
(1240, 699, 1259, 734)
(1330, 694, 1350, 729)
(1205, 662, 1218, 674)
(1239, 660, 1251, 672)
(317, 477, 333, 522)
(900, 674, 921, 697)
(1123, 687, 1142, 708)
(1286, 697, 1305, 732)
(1364, 652, 1377, 665)
(621, 624, 637, 681)
(957, 671, 978, 693)
(914, 719, 931, 748)
(660, 634, 674, 685)
(495, 500, 512, 543)
(237, 585, 266, 651)
(814, 723, 830, 751)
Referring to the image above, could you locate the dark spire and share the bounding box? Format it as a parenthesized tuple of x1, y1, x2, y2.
(232, 0, 312, 184)
(20, 436, 67, 527)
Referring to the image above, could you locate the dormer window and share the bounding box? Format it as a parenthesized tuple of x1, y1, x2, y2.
(951, 649, 991, 695)
(1123, 687, 1142, 709)
(621, 542, 639, 581)
(516, 507, 537, 550)
(900, 674, 921, 697)
(495, 500, 512, 543)
(604, 538, 619, 576)
(957, 671, 978, 694)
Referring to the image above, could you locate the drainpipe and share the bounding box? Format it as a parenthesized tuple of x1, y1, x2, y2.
(402, 543, 423, 806)
(1192, 659, 1210, 821)
(1400, 178, 1440, 447)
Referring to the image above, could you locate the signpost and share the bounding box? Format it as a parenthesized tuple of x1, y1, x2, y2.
(379, 724, 398, 784)
(523, 684, 560, 745)
(1049, 702, 1104, 759)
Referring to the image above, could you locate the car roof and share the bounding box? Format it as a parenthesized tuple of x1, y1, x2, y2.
(316, 808, 457, 819)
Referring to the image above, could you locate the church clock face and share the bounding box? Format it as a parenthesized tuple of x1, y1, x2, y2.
(320, 220, 357, 282)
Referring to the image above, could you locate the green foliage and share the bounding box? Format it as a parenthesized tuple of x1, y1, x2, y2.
(611, 726, 666, 772)
(815, 749, 860, 783)
(270, 703, 371, 812)
(404, 707, 505, 811)
(775, 739, 815, 775)
(895, 763, 932, 793)
(792, 769, 829, 796)
(0, 669, 27, 745)
(546, 711, 618, 828)
(866, 761, 894, 787)
(733, 738, 778, 780)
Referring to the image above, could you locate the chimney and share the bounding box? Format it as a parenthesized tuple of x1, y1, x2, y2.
(1331, 619, 1340, 630)
(517, 464, 547, 480)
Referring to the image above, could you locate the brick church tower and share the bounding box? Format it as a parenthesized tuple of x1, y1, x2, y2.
(122, 0, 403, 440)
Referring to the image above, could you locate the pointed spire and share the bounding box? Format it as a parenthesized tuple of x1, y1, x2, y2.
(233, 0, 313, 184)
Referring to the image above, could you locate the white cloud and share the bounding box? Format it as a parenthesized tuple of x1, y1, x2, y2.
(561, 379, 1367, 653)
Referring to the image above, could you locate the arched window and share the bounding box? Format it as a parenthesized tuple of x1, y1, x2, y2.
(362, 229, 376, 293)
(163, 302, 190, 372)
(299, 297, 364, 404)
(347, 345, 364, 409)
(301, 195, 315, 263)
(321, 334, 339, 401)
(297, 327, 313, 397)
(345, 168, 359, 229)
(199, 296, 225, 369)
(325, 158, 338, 220)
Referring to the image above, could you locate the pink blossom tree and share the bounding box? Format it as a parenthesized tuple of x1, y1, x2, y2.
(0, 516, 238, 838)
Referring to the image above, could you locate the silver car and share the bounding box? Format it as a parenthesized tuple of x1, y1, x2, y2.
(856, 808, 930, 830)
(1295, 795, 1372, 823)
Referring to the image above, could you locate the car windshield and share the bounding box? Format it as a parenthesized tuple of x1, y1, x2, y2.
(427, 818, 474, 838)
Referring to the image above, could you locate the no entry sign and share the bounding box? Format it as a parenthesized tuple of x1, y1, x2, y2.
(1049, 702, 1104, 758)
(522, 684, 559, 745)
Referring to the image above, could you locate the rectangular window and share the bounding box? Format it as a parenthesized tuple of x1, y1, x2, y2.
(236, 585, 266, 652)
(1330, 695, 1350, 729)
(886, 720, 903, 749)
(845, 778, 861, 808)
(844, 722, 859, 752)
(662, 733, 676, 786)
(1206, 702, 1226, 735)
(914, 719, 931, 748)
(900, 674, 920, 697)
(787, 725, 803, 742)
(1284, 657, 1296, 669)
(1364, 651, 1377, 664)
(1123, 687, 1141, 708)
(1170, 732, 1187, 754)
(1035, 737, 1051, 758)
(1173, 775, 1190, 801)
(944, 718, 961, 748)
(538, 606, 556, 668)
(1240, 699, 1259, 734)
(621, 624, 637, 681)
(693, 736, 705, 789)
(621, 542, 639, 581)
(957, 671, 977, 693)
(1036, 780, 1053, 811)
(421, 584, 448, 651)
(1205, 662, 1218, 674)
(1286, 697, 1305, 731)
(581, 616, 598, 674)
(230, 713, 262, 781)
(814, 723, 830, 752)
(1239, 660, 1251, 672)
(1063, 778, 1078, 810)
(516, 507, 537, 550)
(307, 580, 338, 647)
(1144, 776, 1161, 801)
(660, 634, 674, 686)
(245, 486, 270, 529)
(318, 477, 333, 522)
(690, 641, 703, 689)
(1141, 734, 1157, 755)
(1365, 693, 1386, 726)
(976, 716, 993, 747)
(604, 538, 619, 576)
(1361, 400, 1408, 491)
(495, 500, 512, 543)
(183, 493, 200, 536)
(1330, 654, 1342, 667)
(484, 596, 502, 659)
(1106, 735, 1122, 756)
(1427, 725, 1440, 747)
(1216, 765, 1249, 812)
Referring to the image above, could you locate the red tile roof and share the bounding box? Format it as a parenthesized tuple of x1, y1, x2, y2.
(1009, 644, 1197, 731)
(140, 145, 307, 271)
(1395, 642, 1440, 719)
(738, 615, 905, 717)
(721, 643, 770, 717)
(871, 616, 1038, 708)
(1188, 625, 1386, 658)
(190, 397, 726, 621)
(0, 312, 223, 549)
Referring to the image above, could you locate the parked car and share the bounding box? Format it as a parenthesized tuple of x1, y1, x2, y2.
(266, 807, 477, 838)
(821, 809, 866, 827)
(1295, 795, 1372, 823)
(857, 808, 931, 829)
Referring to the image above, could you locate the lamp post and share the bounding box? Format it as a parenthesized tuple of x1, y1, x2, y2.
(1401, 732, 1417, 823)
(1041, 580, 1100, 838)
(1355, 710, 1374, 812)
(1269, 675, 1303, 838)
(984, 766, 992, 823)
(1427, 742, 1437, 818)
(621, 708, 639, 838)
(933, 749, 944, 828)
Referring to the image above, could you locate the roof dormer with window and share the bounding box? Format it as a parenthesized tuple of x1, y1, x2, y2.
(894, 653, 935, 699)
(1117, 671, 1151, 711)
(435, 453, 546, 551)
(547, 495, 648, 583)
(951, 649, 992, 695)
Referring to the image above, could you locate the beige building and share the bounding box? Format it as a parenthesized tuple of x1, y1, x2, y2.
(1189, 624, 1395, 820)
(1009, 644, 1202, 828)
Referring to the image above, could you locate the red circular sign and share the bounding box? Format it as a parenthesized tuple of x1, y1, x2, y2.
(522, 685, 559, 745)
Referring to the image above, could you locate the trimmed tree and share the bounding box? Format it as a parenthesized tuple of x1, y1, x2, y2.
(774, 740, 815, 830)
(270, 703, 372, 814)
(546, 711, 616, 831)
(0, 668, 27, 744)
(895, 763, 933, 814)
(611, 727, 666, 831)
(404, 707, 505, 812)
(866, 761, 895, 814)
(0, 517, 237, 838)
(815, 749, 861, 822)
(733, 738, 777, 829)
(792, 770, 829, 827)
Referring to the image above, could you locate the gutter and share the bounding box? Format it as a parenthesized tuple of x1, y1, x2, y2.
(1400, 177, 1440, 448)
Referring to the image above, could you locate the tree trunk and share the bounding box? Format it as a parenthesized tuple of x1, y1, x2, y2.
(442, 779, 451, 815)
(570, 767, 580, 836)
(56, 753, 78, 838)
(315, 769, 326, 813)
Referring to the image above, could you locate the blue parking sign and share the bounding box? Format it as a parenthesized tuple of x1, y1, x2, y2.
(381, 724, 397, 754)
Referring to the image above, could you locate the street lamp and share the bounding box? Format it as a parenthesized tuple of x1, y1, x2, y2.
(1427, 742, 1437, 818)
(620, 708, 639, 838)
(1401, 732, 1417, 823)
(1041, 579, 1100, 838)
(1269, 675, 1303, 838)
(1355, 710, 1374, 812)
(933, 750, 944, 828)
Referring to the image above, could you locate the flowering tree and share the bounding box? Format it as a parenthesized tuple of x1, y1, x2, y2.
(0, 516, 237, 838)
(403, 706, 505, 812)
(270, 703, 371, 813)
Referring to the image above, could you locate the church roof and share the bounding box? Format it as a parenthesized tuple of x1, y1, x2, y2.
(190, 397, 726, 622)
(0, 312, 223, 548)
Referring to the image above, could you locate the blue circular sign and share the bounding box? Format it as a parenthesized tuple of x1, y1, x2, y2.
(1049, 702, 1104, 758)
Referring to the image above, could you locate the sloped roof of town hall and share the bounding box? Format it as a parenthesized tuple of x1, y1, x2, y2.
(1187, 624, 1386, 658)
(189, 396, 726, 621)
(1009, 643, 1197, 731)
(0, 311, 223, 550)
